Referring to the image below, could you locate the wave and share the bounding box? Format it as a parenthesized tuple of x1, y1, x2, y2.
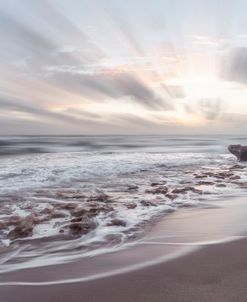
(0, 134, 241, 156)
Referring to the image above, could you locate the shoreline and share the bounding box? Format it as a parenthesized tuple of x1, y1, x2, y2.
(1, 196, 247, 301)
(1, 237, 247, 301)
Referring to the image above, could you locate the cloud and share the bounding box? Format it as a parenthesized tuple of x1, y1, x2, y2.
(198, 98, 222, 120)
(0, 96, 102, 125)
(221, 47, 247, 84)
(47, 71, 173, 110)
(162, 83, 185, 98)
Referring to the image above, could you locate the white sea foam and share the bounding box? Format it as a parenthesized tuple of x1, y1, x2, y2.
(0, 135, 247, 279)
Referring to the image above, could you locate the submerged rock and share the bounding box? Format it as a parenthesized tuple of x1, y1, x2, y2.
(197, 181, 215, 186)
(228, 144, 247, 161)
(108, 218, 126, 227)
(8, 215, 37, 240)
(229, 164, 246, 170)
(127, 185, 138, 191)
(145, 186, 168, 194)
(229, 175, 241, 180)
(125, 202, 137, 209)
(68, 219, 96, 236)
(140, 199, 159, 207)
(165, 193, 178, 200)
(0, 221, 6, 230)
(216, 183, 226, 187)
(171, 186, 202, 194)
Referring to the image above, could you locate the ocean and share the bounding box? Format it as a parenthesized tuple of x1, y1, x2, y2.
(0, 135, 247, 275)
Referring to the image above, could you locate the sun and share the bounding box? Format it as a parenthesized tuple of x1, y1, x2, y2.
(181, 75, 222, 99)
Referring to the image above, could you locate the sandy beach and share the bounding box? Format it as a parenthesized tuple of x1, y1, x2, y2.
(1, 235, 247, 302)
(1, 197, 247, 302)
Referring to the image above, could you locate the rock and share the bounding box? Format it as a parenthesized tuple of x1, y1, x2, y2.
(40, 207, 54, 215)
(6, 215, 22, 226)
(216, 183, 226, 187)
(8, 215, 36, 240)
(190, 187, 203, 194)
(71, 207, 87, 217)
(88, 205, 113, 217)
(127, 185, 138, 190)
(125, 202, 137, 209)
(171, 187, 202, 194)
(141, 200, 158, 207)
(150, 182, 166, 186)
(108, 218, 126, 227)
(194, 174, 207, 179)
(229, 164, 245, 170)
(50, 211, 67, 219)
(228, 145, 247, 161)
(88, 193, 110, 203)
(0, 221, 6, 230)
(68, 219, 96, 236)
(165, 193, 178, 200)
(70, 216, 83, 223)
(229, 175, 241, 180)
(237, 182, 247, 188)
(171, 187, 190, 194)
(145, 186, 168, 194)
(197, 181, 215, 186)
(58, 203, 78, 210)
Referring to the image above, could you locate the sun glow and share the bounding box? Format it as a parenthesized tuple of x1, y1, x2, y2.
(181, 75, 222, 99)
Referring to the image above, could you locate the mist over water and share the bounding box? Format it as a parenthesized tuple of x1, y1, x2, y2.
(0, 135, 245, 156)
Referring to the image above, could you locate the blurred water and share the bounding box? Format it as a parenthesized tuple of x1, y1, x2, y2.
(0, 135, 244, 155)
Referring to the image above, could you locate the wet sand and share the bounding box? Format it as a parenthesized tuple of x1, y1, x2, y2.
(1, 237, 247, 302)
(1, 197, 247, 302)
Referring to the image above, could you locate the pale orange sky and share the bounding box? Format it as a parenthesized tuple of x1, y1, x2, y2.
(1, 0, 247, 134)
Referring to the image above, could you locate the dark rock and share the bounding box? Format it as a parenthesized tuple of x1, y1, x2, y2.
(50, 211, 67, 219)
(141, 200, 158, 207)
(58, 203, 78, 210)
(216, 183, 226, 187)
(150, 182, 166, 186)
(88, 205, 113, 217)
(71, 216, 83, 223)
(125, 202, 137, 209)
(8, 215, 36, 240)
(165, 193, 178, 200)
(171, 187, 202, 194)
(229, 175, 241, 180)
(238, 182, 247, 188)
(88, 193, 110, 203)
(228, 145, 247, 161)
(40, 207, 54, 215)
(71, 207, 87, 217)
(127, 185, 138, 190)
(197, 181, 215, 186)
(0, 221, 6, 230)
(108, 218, 126, 227)
(68, 219, 96, 236)
(6, 215, 22, 226)
(229, 164, 245, 170)
(190, 187, 203, 194)
(194, 174, 207, 179)
(145, 186, 168, 194)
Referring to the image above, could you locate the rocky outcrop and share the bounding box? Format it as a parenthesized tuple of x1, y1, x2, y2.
(8, 215, 37, 240)
(145, 186, 168, 194)
(228, 144, 247, 161)
(108, 218, 126, 227)
(67, 219, 97, 236)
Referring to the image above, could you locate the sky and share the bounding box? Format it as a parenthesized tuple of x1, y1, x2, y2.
(1, 0, 247, 135)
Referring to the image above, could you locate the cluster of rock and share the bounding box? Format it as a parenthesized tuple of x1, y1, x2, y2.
(0, 145, 246, 243)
